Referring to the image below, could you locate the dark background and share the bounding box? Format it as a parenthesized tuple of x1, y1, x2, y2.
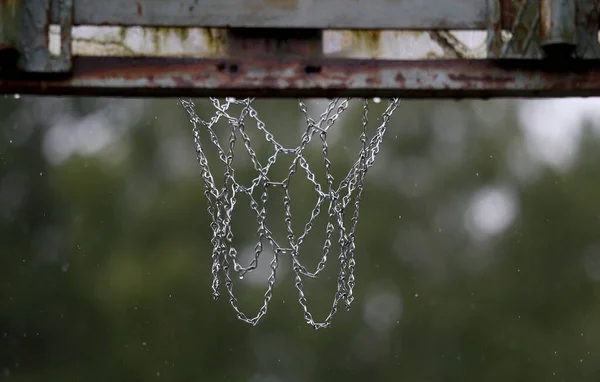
(1, 96, 600, 381)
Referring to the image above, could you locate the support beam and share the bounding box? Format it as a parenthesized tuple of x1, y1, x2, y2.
(2, 57, 600, 98)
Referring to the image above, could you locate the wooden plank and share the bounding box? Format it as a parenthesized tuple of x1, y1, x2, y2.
(52, 0, 488, 29)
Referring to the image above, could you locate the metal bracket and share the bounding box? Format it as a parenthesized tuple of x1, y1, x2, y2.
(17, 0, 73, 73)
(487, 0, 600, 59)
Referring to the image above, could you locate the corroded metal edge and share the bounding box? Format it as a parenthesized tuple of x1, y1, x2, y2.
(2, 56, 600, 98)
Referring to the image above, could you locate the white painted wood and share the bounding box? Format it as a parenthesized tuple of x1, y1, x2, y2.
(50, 27, 487, 59)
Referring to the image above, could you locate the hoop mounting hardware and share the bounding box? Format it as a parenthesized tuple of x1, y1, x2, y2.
(1, 0, 600, 98)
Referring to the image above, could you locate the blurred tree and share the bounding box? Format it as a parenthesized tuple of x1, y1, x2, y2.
(1, 96, 600, 381)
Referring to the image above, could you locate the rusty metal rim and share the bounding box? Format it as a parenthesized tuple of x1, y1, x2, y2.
(2, 56, 600, 98)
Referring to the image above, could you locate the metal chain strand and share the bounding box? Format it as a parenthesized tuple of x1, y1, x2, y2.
(181, 97, 400, 329)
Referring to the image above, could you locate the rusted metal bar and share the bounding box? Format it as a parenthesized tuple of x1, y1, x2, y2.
(2, 56, 600, 98)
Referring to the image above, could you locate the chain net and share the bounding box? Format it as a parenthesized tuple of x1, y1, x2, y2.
(180, 97, 400, 329)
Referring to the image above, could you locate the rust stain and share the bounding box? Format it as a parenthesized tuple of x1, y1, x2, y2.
(539, 0, 550, 39)
(501, 0, 527, 29)
(171, 75, 195, 88)
(191, 71, 213, 82)
(394, 73, 406, 83)
(501, 0, 513, 29)
(365, 77, 379, 85)
(136, 1, 143, 16)
(582, 5, 599, 29)
(448, 73, 516, 83)
(6, 57, 600, 98)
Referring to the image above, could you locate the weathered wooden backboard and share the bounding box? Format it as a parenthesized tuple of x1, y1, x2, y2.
(54, 0, 487, 29)
(1, 0, 600, 98)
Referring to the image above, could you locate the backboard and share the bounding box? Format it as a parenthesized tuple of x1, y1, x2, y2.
(1, 0, 600, 98)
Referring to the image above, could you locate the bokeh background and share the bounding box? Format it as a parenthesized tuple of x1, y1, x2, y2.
(2, 96, 600, 381)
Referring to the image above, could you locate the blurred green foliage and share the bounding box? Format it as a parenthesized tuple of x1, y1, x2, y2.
(1, 96, 600, 381)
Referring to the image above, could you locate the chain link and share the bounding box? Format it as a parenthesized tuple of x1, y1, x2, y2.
(180, 97, 400, 328)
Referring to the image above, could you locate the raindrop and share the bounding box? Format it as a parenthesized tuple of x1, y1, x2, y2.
(13, 94, 20, 99)
(373, 97, 381, 104)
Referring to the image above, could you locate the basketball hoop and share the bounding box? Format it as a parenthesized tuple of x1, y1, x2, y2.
(2, 0, 599, 327)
